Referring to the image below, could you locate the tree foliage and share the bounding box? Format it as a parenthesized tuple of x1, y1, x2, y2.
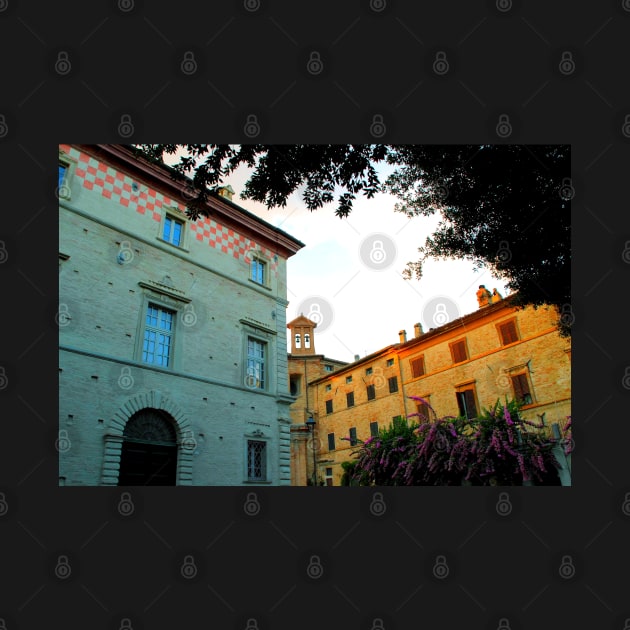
(133, 144, 570, 331)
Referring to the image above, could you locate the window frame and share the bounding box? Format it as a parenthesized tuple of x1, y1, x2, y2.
(58, 151, 76, 200)
(450, 339, 469, 364)
(325, 399, 333, 414)
(388, 376, 399, 393)
(245, 336, 267, 391)
(159, 209, 189, 251)
(245, 438, 269, 483)
(346, 391, 355, 408)
(248, 251, 272, 290)
(366, 384, 376, 401)
(327, 432, 336, 451)
(410, 355, 425, 378)
(455, 383, 478, 420)
(365, 367, 373, 376)
(349, 427, 358, 446)
(497, 318, 520, 346)
(510, 372, 534, 406)
(369, 421, 379, 437)
(289, 374, 301, 396)
(345, 375, 353, 384)
(386, 358, 395, 367)
(140, 302, 176, 368)
(325, 383, 332, 392)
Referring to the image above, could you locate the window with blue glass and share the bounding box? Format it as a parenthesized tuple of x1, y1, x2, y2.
(58, 164, 67, 189)
(246, 337, 266, 390)
(162, 216, 183, 247)
(250, 259, 266, 285)
(142, 304, 174, 367)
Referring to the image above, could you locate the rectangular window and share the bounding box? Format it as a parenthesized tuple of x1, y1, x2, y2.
(386, 358, 394, 367)
(163, 216, 183, 247)
(366, 384, 376, 400)
(416, 400, 432, 422)
(346, 375, 353, 384)
(58, 163, 67, 189)
(511, 373, 533, 405)
(325, 384, 332, 392)
(246, 338, 265, 390)
(289, 375, 301, 396)
(365, 367, 373, 376)
(325, 467, 333, 486)
(142, 304, 174, 367)
(247, 440, 267, 481)
(450, 339, 468, 364)
(251, 259, 265, 285)
(498, 319, 519, 345)
(327, 433, 335, 451)
(349, 427, 357, 446)
(324, 365, 333, 372)
(346, 392, 355, 407)
(456, 388, 478, 419)
(325, 399, 333, 414)
(370, 421, 379, 437)
(410, 356, 425, 378)
(388, 376, 398, 393)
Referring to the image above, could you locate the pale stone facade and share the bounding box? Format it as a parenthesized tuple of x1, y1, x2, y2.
(58, 144, 303, 486)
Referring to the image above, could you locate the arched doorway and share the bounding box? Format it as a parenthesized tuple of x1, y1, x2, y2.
(118, 409, 178, 486)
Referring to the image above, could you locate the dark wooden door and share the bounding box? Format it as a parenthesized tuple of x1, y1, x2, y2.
(118, 409, 178, 486)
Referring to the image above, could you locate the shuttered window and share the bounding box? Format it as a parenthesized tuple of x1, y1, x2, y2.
(498, 320, 519, 345)
(410, 356, 425, 378)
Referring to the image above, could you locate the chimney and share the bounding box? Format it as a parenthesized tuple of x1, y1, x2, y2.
(216, 184, 235, 201)
(354, 354, 360, 362)
(414, 322, 423, 338)
(399, 330, 407, 344)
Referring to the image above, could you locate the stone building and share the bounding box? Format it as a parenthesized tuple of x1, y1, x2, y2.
(307, 295, 571, 486)
(58, 144, 304, 486)
(286, 315, 347, 485)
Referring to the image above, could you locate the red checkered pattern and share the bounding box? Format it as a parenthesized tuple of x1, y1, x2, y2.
(65, 147, 279, 275)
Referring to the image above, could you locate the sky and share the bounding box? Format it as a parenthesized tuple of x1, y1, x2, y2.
(166, 150, 509, 364)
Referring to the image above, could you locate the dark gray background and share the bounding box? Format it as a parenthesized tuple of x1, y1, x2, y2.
(1, 1, 629, 628)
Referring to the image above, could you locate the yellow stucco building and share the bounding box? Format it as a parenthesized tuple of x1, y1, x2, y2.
(299, 294, 571, 486)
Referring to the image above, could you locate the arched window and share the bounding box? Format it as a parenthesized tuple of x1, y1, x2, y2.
(304, 333, 311, 348)
(295, 333, 301, 348)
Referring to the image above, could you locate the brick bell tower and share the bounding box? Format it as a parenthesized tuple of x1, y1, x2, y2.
(287, 314, 317, 355)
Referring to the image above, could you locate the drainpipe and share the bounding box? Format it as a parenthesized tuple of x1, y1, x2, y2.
(396, 354, 409, 420)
